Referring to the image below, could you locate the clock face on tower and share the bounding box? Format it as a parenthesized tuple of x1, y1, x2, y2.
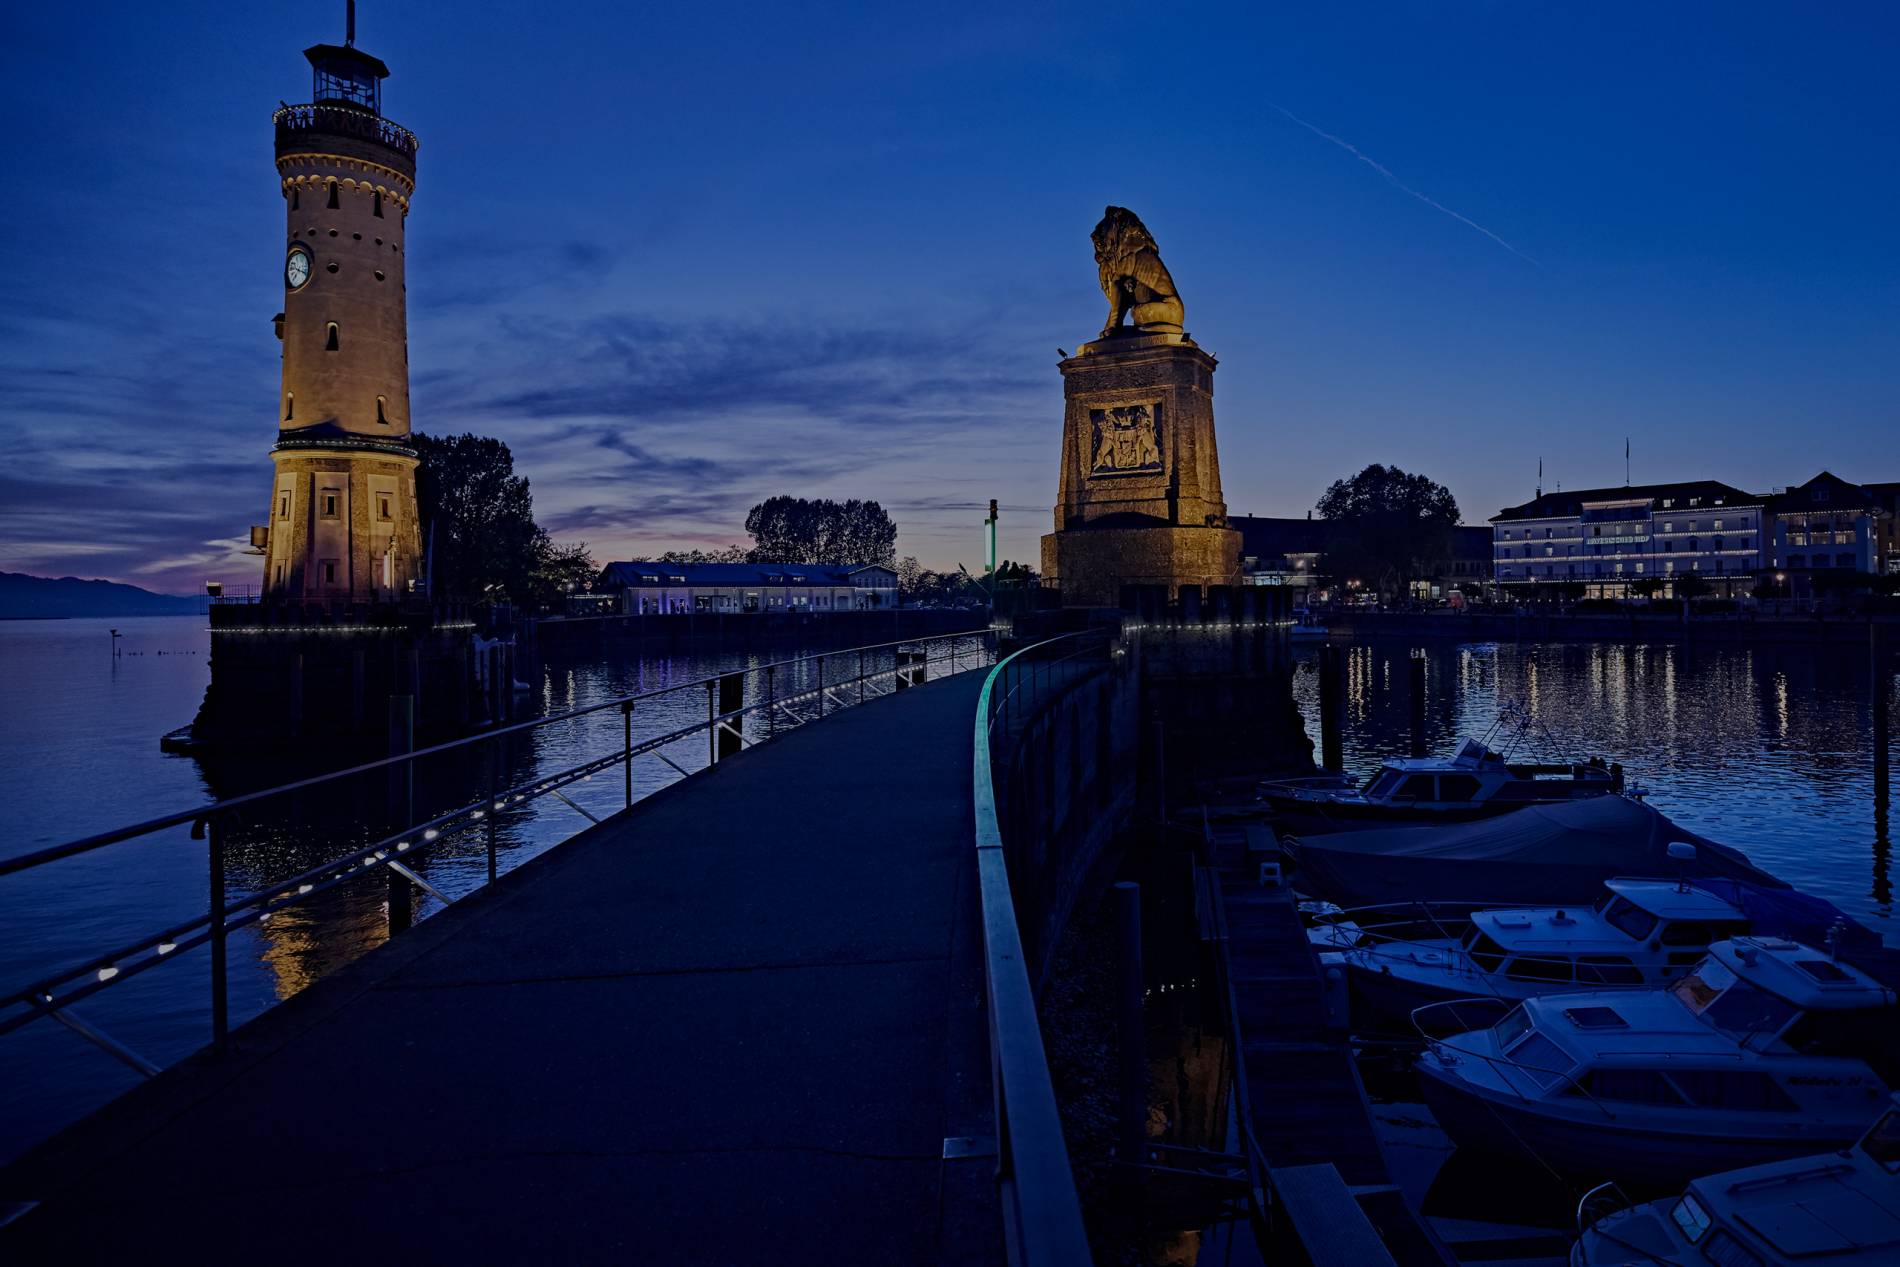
(285, 248, 312, 290)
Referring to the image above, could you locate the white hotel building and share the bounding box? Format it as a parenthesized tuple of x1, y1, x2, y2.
(1492, 481, 1768, 598)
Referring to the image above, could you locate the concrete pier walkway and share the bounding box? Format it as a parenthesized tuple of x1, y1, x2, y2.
(5, 673, 1001, 1264)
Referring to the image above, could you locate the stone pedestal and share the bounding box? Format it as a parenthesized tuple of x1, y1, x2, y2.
(1040, 331, 1241, 607)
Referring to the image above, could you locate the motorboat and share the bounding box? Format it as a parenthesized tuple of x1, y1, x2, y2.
(1413, 937, 1898, 1187)
(1289, 607, 1330, 641)
(1286, 795, 1780, 912)
(1570, 1095, 1900, 1265)
(1261, 734, 1629, 836)
(1309, 865, 1756, 1024)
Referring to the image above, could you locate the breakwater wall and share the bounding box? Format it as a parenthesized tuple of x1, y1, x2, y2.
(1332, 609, 1900, 645)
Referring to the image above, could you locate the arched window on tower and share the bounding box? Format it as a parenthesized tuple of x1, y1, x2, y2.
(284, 392, 293, 421)
(373, 191, 384, 218)
(326, 323, 340, 351)
(376, 395, 388, 425)
(327, 182, 340, 210)
(291, 186, 299, 211)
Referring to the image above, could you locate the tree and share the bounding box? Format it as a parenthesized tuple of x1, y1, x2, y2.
(656, 545, 750, 564)
(896, 555, 925, 596)
(1315, 464, 1460, 601)
(531, 540, 598, 607)
(415, 432, 545, 604)
(743, 496, 897, 566)
(1673, 572, 1711, 600)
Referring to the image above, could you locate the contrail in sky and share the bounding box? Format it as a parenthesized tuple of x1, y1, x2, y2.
(1268, 102, 1539, 266)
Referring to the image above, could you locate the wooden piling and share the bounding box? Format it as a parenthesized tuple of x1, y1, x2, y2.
(1319, 644, 1343, 772)
(1408, 653, 1427, 758)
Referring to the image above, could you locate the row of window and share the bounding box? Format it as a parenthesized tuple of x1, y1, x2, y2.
(291, 184, 388, 217)
(1500, 559, 1739, 578)
(299, 226, 400, 251)
(1499, 536, 1751, 558)
(1782, 554, 1860, 569)
(284, 390, 394, 425)
(275, 489, 396, 521)
(1502, 516, 1755, 541)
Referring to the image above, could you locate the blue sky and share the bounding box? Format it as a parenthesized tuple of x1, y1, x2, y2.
(3, 2, 1896, 591)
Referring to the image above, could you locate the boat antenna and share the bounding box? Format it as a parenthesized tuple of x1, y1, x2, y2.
(346, 0, 357, 46)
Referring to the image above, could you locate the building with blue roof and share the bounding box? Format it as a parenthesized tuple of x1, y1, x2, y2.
(598, 561, 899, 614)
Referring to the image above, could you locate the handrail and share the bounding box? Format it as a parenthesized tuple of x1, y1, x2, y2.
(972, 630, 1105, 1264)
(3, 629, 993, 1075)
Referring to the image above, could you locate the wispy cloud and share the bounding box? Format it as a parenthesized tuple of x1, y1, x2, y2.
(1268, 102, 1539, 266)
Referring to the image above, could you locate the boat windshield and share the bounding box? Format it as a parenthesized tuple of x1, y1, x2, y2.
(1672, 961, 1799, 1040)
(1863, 1109, 1900, 1173)
(1364, 769, 1404, 797)
(1598, 895, 1659, 941)
(1494, 1005, 1533, 1049)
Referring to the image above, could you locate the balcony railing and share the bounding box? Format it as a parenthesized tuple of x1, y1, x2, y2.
(273, 102, 418, 161)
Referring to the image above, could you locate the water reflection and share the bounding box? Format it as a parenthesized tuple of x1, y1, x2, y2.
(1295, 638, 1896, 937)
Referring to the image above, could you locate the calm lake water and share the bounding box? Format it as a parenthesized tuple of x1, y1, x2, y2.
(2, 621, 1891, 1171)
(0, 614, 986, 1161)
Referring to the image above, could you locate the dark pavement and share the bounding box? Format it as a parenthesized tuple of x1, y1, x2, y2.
(4, 671, 1001, 1264)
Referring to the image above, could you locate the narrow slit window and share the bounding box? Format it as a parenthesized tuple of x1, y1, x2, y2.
(291, 186, 300, 210)
(284, 392, 293, 421)
(322, 560, 337, 584)
(321, 493, 339, 518)
(326, 323, 339, 351)
(378, 495, 392, 520)
(373, 191, 384, 218)
(278, 492, 290, 519)
(327, 182, 340, 209)
(376, 395, 388, 424)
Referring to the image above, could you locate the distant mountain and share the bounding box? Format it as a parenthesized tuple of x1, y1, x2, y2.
(0, 571, 201, 618)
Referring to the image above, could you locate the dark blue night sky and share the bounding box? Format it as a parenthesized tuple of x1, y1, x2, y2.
(4, 2, 1896, 590)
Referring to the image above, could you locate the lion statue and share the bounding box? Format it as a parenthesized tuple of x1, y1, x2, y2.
(1091, 206, 1184, 336)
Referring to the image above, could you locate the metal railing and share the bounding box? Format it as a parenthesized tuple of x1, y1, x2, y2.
(2, 630, 992, 1080)
(273, 102, 419, 161)
(972, 628, 1114, 1264)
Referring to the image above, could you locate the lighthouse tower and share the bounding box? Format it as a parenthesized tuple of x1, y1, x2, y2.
(257, 10, 422, 609)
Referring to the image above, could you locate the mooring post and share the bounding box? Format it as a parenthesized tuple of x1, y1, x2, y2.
(1114, 881, 1146, 1165)
(386, 694, 414, 936)
(1409, 652, 1427, 758)
(1875, 622, 1891, 811)
(1320, 643, 1344, 772)
(486, 741, 500, 884)
(706, 680, 718, 766)
(718, 670, 745, 759)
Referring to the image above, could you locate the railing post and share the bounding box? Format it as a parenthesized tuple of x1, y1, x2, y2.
(621, 699, 634, 808)
(387, 695, 414, 936)
(858, 650, 865, 704)
(816, 654, 826, 718)
(486, 742, 500, 884)
(206, 815, 228, 1055)
(767, 664, 778, 737)
(707, 680, 718, 766)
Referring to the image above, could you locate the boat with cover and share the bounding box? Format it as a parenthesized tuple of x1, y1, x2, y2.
(1570, 1095, 1900, 1265)
(1260, 704, 1630, 835)
(1287, 795, 1779, 912)
(1413, 937, 1898, 1187)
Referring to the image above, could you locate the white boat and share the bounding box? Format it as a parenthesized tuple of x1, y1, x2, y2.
(1414, 937, 1898, 1187)
(1309, 868, 1754, 1023)
(1570, 1095, 1900, 1265)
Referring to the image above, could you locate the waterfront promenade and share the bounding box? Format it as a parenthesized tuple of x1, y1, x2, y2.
(4, 673, 1001, 1264)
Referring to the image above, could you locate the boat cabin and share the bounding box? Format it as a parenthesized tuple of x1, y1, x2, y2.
(1360, 739, 1620, 807)
(1458, 878, 1750, 987)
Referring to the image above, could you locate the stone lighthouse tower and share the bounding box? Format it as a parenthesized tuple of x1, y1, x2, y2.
(256, 10, 422, 609)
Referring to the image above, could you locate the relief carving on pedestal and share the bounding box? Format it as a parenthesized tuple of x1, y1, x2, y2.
(1089, 403, 1163, 477)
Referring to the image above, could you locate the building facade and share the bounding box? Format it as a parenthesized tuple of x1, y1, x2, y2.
(254, 38, 423, 609)
(599, 563, 900, 614)
(1767, 472, 1896, 594)
(1492, 481, 1768, 598)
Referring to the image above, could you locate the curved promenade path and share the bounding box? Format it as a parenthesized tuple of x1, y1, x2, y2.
(6, 673, 1002, 1264)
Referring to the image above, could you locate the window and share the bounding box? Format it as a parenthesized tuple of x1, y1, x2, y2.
(277, 492, 290, 519)
(1713, 519, 1723, 531)
(1504, 1032, 1572, 1090)
(1437, 774, 1480, 801)
(373, 190, 384, 218)
(1700, 1230, 1766, 1267)
(1505, 954, 1573, 983)
(378, 495, 392, 521)
(1671, 1195, 1712, 1243)
(284, 393, 293, 421)
(326, 322, 339, 351)
(320, 491, 340, 519)
(1688, 536, 1699, 551)
(376, 395, 388, 425)
(1838, 553, 1856, 568)
(1466, 932, 1508, 974)
(291, 187, 300, 210)
(1396, 774, 1436, 799)
(1667, 1069, 1797, 1111)
(1813, 486, 1830, 503)
(1575, 956, 1643, 985)
(1599, 895, 1659, 941)
(1582, 1068, 1684, 1105)
(327, 182, 339, 209)
(1790, 554, 1806, 569)
(321, 560, 337, 583)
